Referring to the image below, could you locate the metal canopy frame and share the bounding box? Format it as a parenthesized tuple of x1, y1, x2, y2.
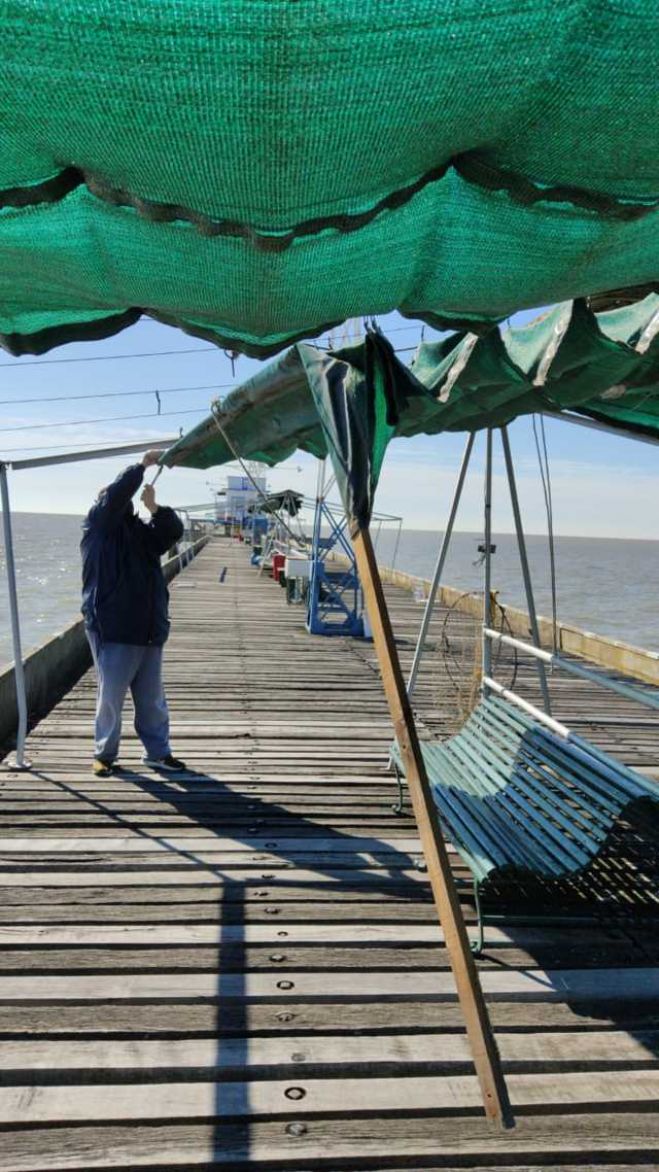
(5, 437, 180, 471)
(542, 410, 659, 450)
(407, 426, 550, 714)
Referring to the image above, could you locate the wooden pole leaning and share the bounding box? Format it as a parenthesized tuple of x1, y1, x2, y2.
(351, 522, 513, 1129)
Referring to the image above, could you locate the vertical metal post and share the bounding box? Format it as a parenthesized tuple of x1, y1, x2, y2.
(390, 517, 403, 571)
(407, 433, 475, 701)
(501, 426, 552, 714)
(307, 459, 325, 631)
(482, 430, 493, 689)
(0, 463, 29, 769)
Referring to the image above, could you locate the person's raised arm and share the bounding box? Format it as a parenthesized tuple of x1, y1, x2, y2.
(140, 483, 185, 556)
(84, 451, 162, 535)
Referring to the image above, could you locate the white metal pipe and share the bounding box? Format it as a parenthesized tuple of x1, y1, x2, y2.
(483, 677, 571, 739)
(500, 426, 552, 714)
(0, 463, 29, 768)
(482, 430, 493, 689)
(6, 437, 179, 471)
(485, 628, 659, 713)
(542, 411, 659, 450)
(407, 433, 475, 700)
(390, 518, 403, 571)
(485, 628, 553, 662)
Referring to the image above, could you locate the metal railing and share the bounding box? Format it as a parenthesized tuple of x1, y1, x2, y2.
(483, 626, 659, 739)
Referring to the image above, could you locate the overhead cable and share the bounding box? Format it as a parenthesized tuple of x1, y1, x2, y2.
(0, 406, 209, 434)
(0, 345, 217, 368)
(0, 382, 232, 407)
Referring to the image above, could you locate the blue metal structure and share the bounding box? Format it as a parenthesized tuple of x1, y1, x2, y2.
(307, 496, 365, 637)
(244, 514, 269, 564)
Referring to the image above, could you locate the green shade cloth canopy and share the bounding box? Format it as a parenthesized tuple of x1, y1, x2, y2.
(247, 490, 304, 517)
(2, 2, 658, 357)
(164, 290, 659, 451)
(300, 333, 426, 526)
(163, 293, 659, 523)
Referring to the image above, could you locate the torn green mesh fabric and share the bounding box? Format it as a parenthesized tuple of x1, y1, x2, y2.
(163, 295, 659, 523)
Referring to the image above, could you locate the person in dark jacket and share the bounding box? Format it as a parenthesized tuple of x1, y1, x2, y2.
(81, 450, 185, 777)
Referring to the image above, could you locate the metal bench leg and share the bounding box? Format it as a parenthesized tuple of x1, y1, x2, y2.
(470, 878, 484, 957)
(391, 765, 407, 815)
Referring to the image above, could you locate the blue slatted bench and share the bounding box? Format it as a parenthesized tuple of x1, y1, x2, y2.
(391, 694, 659, 952)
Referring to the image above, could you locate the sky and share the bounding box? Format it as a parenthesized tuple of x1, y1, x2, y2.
(1, 310, 657, 540)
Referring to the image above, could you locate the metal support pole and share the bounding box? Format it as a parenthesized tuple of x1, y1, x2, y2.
(407, 433, 475, 701)
(500, 427, 552, 715)
(390, 517, 403, 571)
(482, 430, 493, 690)
(0, 463, 30, 769)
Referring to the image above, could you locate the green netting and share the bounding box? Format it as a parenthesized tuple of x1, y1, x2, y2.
(1, 2, 658, 356)
(299, 335, 424, 526)
(163, 296, 659, 493)
(399, 295, 659, 436)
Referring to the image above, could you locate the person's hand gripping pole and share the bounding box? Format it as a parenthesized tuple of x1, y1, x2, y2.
(140, 450, 165, 515)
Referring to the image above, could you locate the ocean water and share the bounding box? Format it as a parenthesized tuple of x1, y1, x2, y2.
(1, 514, 658, 669)
(0, 514, 85, 671)
(373, 528, 659, 652)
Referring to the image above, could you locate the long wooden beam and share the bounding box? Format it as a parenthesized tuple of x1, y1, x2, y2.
(351, 524, 513, 1128)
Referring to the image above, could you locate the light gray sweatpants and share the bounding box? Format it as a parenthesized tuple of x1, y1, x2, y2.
(87, 632, 171, 763)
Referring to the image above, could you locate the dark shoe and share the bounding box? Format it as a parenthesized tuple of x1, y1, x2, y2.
(143, 753, 187, 773)
(92, 758, 115, 777)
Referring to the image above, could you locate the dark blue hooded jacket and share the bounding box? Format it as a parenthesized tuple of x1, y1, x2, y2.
(81, 464, 184, 646)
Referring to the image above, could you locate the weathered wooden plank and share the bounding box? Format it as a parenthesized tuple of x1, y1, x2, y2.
(0, 836, 423, 854)
(0, 967, 656, 1003)
(0, 943, 636, 974)
(1, 999, 655, 1038)
(0, 922, 613, 947)
(1, 1029, 656, 1076)
(1, 1069, 659, 1124)
(0, 867, 429, 887)
(1, 1116, 658, 1172)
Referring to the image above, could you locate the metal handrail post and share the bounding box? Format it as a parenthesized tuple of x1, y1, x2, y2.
(485, 626, 659, 713)
(500, 426, 552, 714)
(407, 433, 475, 701)
(481, 430, 493, 691)
(390, 517, 403, 571)
(307, 459, 326, 629)
(0, 462, 30, 769)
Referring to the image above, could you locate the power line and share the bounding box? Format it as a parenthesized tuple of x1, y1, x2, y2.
(0, 346, 423, 412)
(0, 381, 232, 407)
(0, 345, 218, 368)
(0, 406, 210, 435)
(0, 324, 434, 371)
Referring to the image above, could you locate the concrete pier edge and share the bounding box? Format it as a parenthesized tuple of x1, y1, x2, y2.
(377, 563, 659, 687)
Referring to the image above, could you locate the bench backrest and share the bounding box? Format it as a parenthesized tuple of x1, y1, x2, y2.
(417, 695, 658, 881)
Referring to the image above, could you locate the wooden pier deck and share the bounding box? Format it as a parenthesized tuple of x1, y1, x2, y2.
(1, 537, 658, 1170)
